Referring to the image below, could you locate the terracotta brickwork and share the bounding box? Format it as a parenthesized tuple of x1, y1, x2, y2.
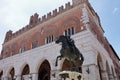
(1, 1, 87, 59)
(0, 0, 120, 79)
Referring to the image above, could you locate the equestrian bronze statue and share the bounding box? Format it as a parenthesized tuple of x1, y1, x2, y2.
(55, 35, 84, 72)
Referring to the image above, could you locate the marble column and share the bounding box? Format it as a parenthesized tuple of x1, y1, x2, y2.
(3, 77, 8, 80)
(31, 73, 38, 80)
(101, 71, 109, 80)
(15, 75, 21, 80)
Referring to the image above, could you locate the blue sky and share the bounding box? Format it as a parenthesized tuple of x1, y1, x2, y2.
(0, 0, 120, 58)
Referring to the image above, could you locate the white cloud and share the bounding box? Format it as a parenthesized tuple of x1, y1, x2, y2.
(112, 8, 119, 14)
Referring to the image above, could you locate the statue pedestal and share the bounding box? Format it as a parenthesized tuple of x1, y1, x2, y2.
(58, 71, 83, 80)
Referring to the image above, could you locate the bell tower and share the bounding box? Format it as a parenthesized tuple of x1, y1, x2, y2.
(72, 0, 88, 5)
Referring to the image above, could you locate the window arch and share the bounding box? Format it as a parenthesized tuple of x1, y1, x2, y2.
(64, 27, 75, 36)
(32, 41, 38, 49)
(20, 39, 27, 53)
(46, 35, 54, 44)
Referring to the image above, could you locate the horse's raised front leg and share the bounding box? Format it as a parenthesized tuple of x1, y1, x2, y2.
(55, 55, 62, 66)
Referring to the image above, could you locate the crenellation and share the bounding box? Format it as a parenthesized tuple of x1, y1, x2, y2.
(12, 33, 15, 38)
(26, 25, 31, 30)
(72, 0, 88, 6)
(21, 27, 25, 32)
(53, 9, 58, 17)
(33, 13, 39, 24)
(65, 2, 72, 10)
(4, 2, 75, 43)
(29, 15, 34, 25)
(59, 5, 64, 13)
(18, 30, 21, 35)
(39, 18, 42, 23)
(47, 12, 52, 19)
(15, 31, 19, 36)
(29, 13, 39, 27)
(34, 13, 39, 18)
(4, 30, 13, 43)
(42, 15, 47, 22)
(18, 29, 22, 34)
(4, 1, 91, 43)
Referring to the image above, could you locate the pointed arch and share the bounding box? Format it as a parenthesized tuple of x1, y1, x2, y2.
(38, 60, 51, 80)
(21, 64, 30, 76)
(97, 54, 103, 80)
(20, 64, 30, 80)
(111, 66, 115, 79)
(106, 61, 111, 80)
(0, 70, 3, 79)
(9, 67, 15, 80)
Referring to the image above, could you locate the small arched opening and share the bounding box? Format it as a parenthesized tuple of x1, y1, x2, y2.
(38, 60, 51, 80)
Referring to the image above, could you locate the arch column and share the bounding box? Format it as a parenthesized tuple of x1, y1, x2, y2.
(2, 67, 9, 80)
(100, 70, 109, 80)
(31, 73, 38, 80)
(15, 75, 21, 80)
(0, 71, 3, 80)
(14, 67, 21, 80)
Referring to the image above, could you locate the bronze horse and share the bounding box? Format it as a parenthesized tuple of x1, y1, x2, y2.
(55, 35, 84, 72)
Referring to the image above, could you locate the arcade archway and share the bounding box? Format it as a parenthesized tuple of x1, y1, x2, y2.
(9, 68, 15, 79)
(0, 70, 3, 79)
(97, 54, 103, 80)
(38, 60, 51, 80)
(106, 61, 111, 80)
(21, 64, 30, 79)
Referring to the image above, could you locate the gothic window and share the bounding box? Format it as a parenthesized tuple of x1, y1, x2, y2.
(64, 27, 75, 36)
(20, 47, 26, 53)
(65, 30, 67, 36)
(20, 40, 27, 53)
(32, 41, 38, 49)
(68, 28, 71, 36)
(71, 27, 75, 35)
(51, 35, 54, 42)
(46, 35, 54, 44)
